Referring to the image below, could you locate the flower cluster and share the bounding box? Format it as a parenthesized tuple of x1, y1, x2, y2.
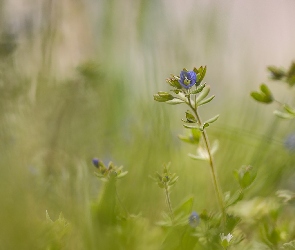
(92, 158, 128, 181)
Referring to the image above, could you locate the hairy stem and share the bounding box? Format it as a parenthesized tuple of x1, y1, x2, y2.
(188, 97, 226, 222)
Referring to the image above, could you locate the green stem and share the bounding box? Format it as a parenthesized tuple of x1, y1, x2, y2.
(115, 187, 129, 217)
(165, 184, 174, 221)
(188, 98, 226, 223)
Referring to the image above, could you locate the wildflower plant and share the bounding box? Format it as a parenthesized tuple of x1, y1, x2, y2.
(154, 67, 225, 217)
(153, 66, 257, 249)
(91, 159, 129, 225)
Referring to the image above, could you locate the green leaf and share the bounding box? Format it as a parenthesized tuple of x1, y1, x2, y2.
(178, 135, 199, 145)
(274, 110, 295, 119)
(168, 176, 179, 186)
(204, 114, 220, 124)
(260, 84, 272, 96)
(173, 196, 194, 218)
(183, 124, 199, 129)
(191, 128, 201, 139)
(195, 86, 210, 104)
(117, 171, 128, 179)
(178, 135, 193, 144)
(199, 66, 207, 82)
(200, 114, 219, 130)
(158, 91, 174, 99)
(276, 189, 295, 203)
(153, 92, 174, 102)
(178, 128, 200, 145)
(267, 66, 286, 80)
(191, 83, 206, 94)
(188, 147, 208, 161)
(234, 165, 257, 189)
(250, 84, 273, 104)
(165, 99, 185, 105)
(197, 95, 215, 106)
(250, 92, 265, 102)
(185, 110, 197, 123)
(46, 210, 53, 223)
(153, 94, 168, 102)
(188, 153, 207, 161)
(225, 190, 244, 208)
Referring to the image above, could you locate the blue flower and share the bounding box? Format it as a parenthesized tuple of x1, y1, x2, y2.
(284, 134, 295, 152)
(179, 70, 197, 89)
(188, 211, 200, 228)
(92, 158, 100, 168)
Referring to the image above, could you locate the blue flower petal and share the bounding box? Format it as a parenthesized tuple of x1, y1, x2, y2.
(188, 211, 200, 228)
(178, 70, 197, 89)
(92, 158, 100, 168)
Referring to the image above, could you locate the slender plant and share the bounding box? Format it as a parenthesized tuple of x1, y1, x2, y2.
(154, 67, 226, 220)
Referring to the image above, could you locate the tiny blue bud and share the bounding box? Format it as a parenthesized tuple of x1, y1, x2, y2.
(179, 70, 197, 89)
(92, 158, 100, 168)
(188, 211, 200, 228)
(284, 134, 295, 152)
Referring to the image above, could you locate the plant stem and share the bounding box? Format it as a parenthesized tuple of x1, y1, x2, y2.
(115, 187, 129, 217)
(165, 185, 174, 221)
(188, 98, 226, 222)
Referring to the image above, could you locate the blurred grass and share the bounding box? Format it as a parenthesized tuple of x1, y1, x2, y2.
(0, 0, 295, 249)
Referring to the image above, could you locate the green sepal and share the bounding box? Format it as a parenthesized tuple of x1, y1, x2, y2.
(193, 66, 207, 84)
(250, 84, 273, 104)
(166, 75, 182, 89)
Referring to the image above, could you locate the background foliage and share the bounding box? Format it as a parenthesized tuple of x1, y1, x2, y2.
(0, 0, 295, 249)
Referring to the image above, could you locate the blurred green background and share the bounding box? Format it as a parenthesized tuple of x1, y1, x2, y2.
(0, 0, 295, 249)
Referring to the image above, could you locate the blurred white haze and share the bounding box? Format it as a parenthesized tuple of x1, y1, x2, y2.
(2, 0, 295, 96)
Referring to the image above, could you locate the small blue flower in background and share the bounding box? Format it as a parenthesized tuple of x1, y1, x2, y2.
(284, 134, 295, 152)
(179, 70, 197, 89)
(92, 158, 100, 168)
(189, 211, 200, 228)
